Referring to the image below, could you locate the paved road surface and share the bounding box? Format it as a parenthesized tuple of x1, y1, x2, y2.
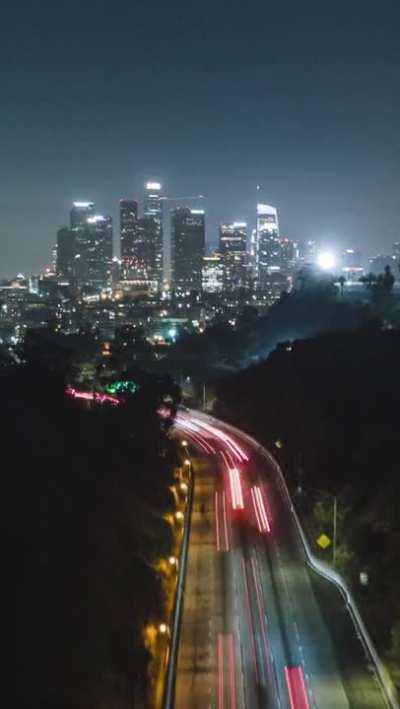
(173, 411, 392, 709)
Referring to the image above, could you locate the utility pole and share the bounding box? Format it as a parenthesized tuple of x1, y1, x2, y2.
(333, 496, 337, 567)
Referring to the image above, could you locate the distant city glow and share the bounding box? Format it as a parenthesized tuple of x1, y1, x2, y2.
(317, 251, 336, 270)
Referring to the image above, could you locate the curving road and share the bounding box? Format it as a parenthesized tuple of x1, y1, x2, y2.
(173, 410, 395, 709)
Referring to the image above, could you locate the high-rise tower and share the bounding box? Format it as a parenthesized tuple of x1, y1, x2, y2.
(256, 204, 280, 288)
(70, 201, 95, 229)
(171, 207, 205, 293)
(143, 182, 163, 287)
(219, 222, 248, 290)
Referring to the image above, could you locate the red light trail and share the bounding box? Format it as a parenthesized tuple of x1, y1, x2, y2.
(228, 467, 244, 511)
(251, 485, 271, 533)
(285, 665, 310, 709)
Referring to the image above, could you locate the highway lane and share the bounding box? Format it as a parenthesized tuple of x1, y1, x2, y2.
(173, 411, 393, 708)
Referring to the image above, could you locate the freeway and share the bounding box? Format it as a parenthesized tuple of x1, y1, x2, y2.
(172, 410, 395, 709)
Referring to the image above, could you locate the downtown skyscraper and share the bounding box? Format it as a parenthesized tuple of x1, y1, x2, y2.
(143, 182, 163, 287)
(219, 222, 249, 290)
(171, 207, 205, 294)
(255, 204, 280, 288)
(56, 203, 113, 291)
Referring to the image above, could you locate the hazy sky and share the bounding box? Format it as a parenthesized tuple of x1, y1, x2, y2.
(1, 0, 399, 276)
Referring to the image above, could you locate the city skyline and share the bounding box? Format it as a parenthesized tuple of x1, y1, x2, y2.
(1, 176, 399, 279)
(1, 1, 400, 277)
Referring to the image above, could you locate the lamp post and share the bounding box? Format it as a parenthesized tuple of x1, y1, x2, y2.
(333, 495, 338, 567)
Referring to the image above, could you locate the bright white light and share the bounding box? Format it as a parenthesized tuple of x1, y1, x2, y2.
(73, 201, 93, 208)
(146, 182, 161, 190)
(317, 251, 336, 270)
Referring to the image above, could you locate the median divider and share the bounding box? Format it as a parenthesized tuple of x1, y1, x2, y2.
(162, 458, 195, 709)
(187, 408, 399, 709)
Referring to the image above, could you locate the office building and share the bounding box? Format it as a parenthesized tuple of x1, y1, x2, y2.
(280, 237, 299, 278)
(70, 201, 94, 229)
(120, 199, 139, 258)
(219, 222, 248, 290)
(143, 182, 163, 287)
(171, 207, 205, 293)
(75, 215, 113, 290)
(256, 204, 280, 288)
(120, 199, 142, 278)
(56, 227, 76, 281)
(368, 254, 395, 276)
(341, 249, 364, 282)
(202, 253, 224, 293)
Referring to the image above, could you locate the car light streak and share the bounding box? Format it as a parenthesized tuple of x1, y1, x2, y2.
(227, 633, 237, 709)
(241, 558, 260, 684)
(251, 557, 272, 683)
(222, 491, 230, 550)
(215, 492, 222, 551)
(65, 387, 119, 405)
(228, 467, 244, 510)
(285, 665, 310, 709)
(215, 491, 230, 551)
(251, 486, 271, 533)
(177, 415, 249, 462)
(217, 633, 224, 709)
(175, 420, 217, 453)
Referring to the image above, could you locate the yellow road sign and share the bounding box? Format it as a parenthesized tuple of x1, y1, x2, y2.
(316, 533, 331, 550)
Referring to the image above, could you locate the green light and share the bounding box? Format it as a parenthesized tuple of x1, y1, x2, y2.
(105, 380, 138, 395)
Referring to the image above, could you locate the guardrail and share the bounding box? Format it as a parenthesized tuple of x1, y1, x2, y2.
(187, 409, 399, 709)
(162, 459, 194, 709)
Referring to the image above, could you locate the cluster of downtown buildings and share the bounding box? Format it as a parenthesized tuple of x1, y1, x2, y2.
(55, 183, 292, 296)
(1, 180, 400, 347)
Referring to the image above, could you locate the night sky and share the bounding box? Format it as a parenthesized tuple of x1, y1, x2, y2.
(1, 0, 399, 276)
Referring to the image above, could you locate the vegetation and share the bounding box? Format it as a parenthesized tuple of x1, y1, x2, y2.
(5, 335, 180, 708)
(161, 272, 400, 383)
(215, 326, 400, 683)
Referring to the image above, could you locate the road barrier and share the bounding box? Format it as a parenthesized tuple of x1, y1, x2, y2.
(162, 458, 194, 709)
(187, 409, 399, 709)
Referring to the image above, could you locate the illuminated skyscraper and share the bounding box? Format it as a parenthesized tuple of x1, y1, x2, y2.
(171, 208, 205, 293)
(219, 222, 249, 290)
(119, 199, 141, 278)
(280, 238, 299, 278)
(202, 253, 224, 293)
(143, 182, 163, 286)
(256, 204, 280, 288)
(75, 215, 113, 290)
(120, 199, 138, 258)
(56, 227, 76, 281)
(70, 201, 95, 229)
(341, 249, 364, 282)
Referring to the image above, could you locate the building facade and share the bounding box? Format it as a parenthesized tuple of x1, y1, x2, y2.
(171, 207, 205, 293)
(256, 204, 280, 288)
(75, 215, 113, 290)
(202, 253, 224, 293)
(70, 201, 95, 229)
(219, 222, 248, 290)
(143, 182, 163, 287)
